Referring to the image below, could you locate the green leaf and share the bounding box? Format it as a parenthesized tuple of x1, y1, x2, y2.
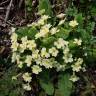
(38, 0, 53, 16)
(58, 73, 73, 96)
(55, 28, 70, 39)
(16, 26, 37, 39)
(40, 80, 54, 95)
(75, 13, 84, 26)
(28, 26, 38, 39)
(80, 0, 85, 3)
(39, 70, 54, 95)
(69, 40, 76, 49)
(42, 36, 56, 47)
(65, 7, 78, 16)
(91, 6, 96, 16)
(86, 22, 95, 33)
(92, 48, 96, 58)
(0, 65, 24, 96)
(16, 27, 29, 39)
(81, 30, 92, 44)
(77, 28, 90, 44)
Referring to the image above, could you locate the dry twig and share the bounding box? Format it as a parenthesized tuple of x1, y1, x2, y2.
(19, 0, 24, 9)
(5, 0, 13, 22)
(0, 0, 10, 6)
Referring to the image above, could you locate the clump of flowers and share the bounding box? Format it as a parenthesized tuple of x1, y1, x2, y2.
(11, 12, 86, 91)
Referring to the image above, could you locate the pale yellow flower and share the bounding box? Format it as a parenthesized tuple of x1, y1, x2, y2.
(11, 33, 18, 42)
(38, 19, 45, 26)
(22, 72, 32, 82)
(54, 39, 63, 49)
(69, 20, 78, 27)
(19, 43, 27, 53)
(27, 40, 36, 50)
(32, 49, 39, 59)
(63, 54, 73, 63)
(73, 38, 82, 46)
(27, 22, 38, 27)
(71, 58, 83, 72)
(37, 9, 45, 15)
(50, 27, 59, 35)
(17, 59, 23, 68)
(71, 63, 82, 72)
(23, 83, 31, 91)
(41, 15, 50, 20)
(70, 74, 79, 82)
(57, 13, 66, 18)
(54, 38, 69, 49)
(41, 48, 50, 58)
(35, 56, 42, 65)
(11, 27, 16, 33)
(56, 65, 66, 72)
(25, 55, 32, 67)
(15, 54, 20, 63)
(82, 67, 86, 72)
(11, 42, 19, 51)
(37, 15, 49, 26)
(63, 47, 70, 54)
(12, 76, 17, 80)
(17, 61, 23, 68)
(19, 37, 27, 53)
(84, 53, 88, 56)
(40, 25, 49, 34)
(36, 15, 49, 26)
(49, 47, 58, 57)
(12, 52, 17, 62)
(76, 58, 83, 65)
(21, 36, 27, 42)
(58, 18, 66, 25)
(42, 59, 53, 69)
(35, 24, 51, 39)
(35, 33, 41, 39)
(32, 65, 42, 74)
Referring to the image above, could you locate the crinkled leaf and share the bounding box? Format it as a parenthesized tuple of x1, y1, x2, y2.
(90, 5, 96, 16)
(0, 65, 24, 96)
(69, 40, 76, 49)
(38, 0, 53, 16)
(40, 80, 54, 95)
(16, 27, 37, 39)
(65, 7, 78, 16)
(39, 70, 54, 95)
(42, 36, 56, 47)
(75, 13, 84, 26)
(58, 73, 73, 96)
(55, 28, 70, 39)
(86, 22, 95, 33)
(16, 27, 29, 39)
(28, 26, 38, 39)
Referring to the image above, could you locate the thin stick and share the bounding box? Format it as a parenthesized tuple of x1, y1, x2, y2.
(0, 7, 5, 10)
(24, 0, 27, 19)
(0, 0, 10, 6)
(5, 0, 13, 22)
(19, 0, 24, 8)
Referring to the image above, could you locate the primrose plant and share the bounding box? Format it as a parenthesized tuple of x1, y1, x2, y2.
(11, 11, 86, 92)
